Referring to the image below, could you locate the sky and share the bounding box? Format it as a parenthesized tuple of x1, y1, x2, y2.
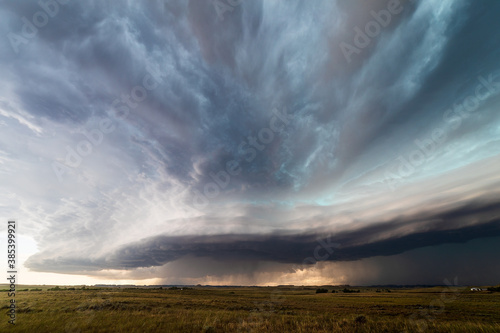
(0, 0, 500, 286)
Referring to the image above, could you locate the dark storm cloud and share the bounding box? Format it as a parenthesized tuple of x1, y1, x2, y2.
(25, 197, 500, 272)
(3, 0, 498, 194)
(110, 218, 500, 268)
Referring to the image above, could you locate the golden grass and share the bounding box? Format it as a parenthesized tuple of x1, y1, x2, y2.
(0, 286, 499, 332)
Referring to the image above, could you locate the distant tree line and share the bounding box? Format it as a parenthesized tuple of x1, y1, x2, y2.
(316, 288, 362, 293)
(342, 288, 361, 293)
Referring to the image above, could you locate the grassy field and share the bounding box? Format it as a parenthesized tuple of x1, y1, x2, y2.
(1, 285, 499, 332)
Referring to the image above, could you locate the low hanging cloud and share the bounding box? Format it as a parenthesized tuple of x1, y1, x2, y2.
(1, 0, 500, 285)
(26, 192, 500, 277)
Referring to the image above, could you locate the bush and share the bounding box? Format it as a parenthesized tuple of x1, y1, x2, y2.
(316, 288, 328, 294)
(342, 288, 360, 293)
(48, 286, 64, 291)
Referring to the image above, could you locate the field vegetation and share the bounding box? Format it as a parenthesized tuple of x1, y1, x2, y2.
(1, 284, 499, 332)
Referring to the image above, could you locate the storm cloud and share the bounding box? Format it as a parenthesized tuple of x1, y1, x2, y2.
(1, 0, 500, 285)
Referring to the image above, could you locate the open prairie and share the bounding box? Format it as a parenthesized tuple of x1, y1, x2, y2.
(1, 285, 499, 332)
